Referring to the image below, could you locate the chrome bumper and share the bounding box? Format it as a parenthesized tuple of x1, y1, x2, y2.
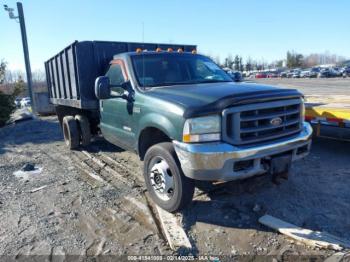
(173, 122, 313, 181)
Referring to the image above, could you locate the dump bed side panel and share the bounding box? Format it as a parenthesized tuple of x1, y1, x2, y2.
(45, 42, 82, 108)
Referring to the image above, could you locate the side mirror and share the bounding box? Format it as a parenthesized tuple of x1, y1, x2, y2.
(95, 76, 111, 99)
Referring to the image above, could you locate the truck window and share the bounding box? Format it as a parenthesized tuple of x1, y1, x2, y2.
(195, 59, 218, 78)
(131, 53, 232, 88)
(106, 64, 125, 87)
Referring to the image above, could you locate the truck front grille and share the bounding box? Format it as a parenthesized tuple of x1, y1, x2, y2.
(223, 98, 303, 145)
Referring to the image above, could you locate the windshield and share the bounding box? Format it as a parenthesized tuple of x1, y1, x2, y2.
(131, 53, 232, 88)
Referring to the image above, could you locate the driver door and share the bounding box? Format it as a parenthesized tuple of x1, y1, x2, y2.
(100, 60, 135, 150)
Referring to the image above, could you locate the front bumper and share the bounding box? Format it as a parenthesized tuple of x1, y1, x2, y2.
(173, 122, 313, 181)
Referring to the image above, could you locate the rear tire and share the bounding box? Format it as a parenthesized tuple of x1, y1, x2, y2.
(62, 116, 80, 150)
(143, 142, 195, 213)
(75, 115, 91, 146)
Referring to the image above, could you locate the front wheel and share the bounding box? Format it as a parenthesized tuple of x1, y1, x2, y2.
(143, 142, 195, 213)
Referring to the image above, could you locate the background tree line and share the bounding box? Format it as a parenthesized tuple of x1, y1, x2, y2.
(2, 68, 45, 84)
(208, 51, 348, 72)
(0, 60, 25, 127)
(0, 63, 46, 96)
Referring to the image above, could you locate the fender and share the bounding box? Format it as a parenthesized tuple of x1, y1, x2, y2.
(136, 112, 181, 149)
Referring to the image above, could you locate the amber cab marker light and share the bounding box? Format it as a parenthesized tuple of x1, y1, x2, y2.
(177, 48, 184, 53)
(191, 49, 197, 54)
(156, 47, 162, 52)
(136, 48, 142, 53)
(167, 48, 173, 52)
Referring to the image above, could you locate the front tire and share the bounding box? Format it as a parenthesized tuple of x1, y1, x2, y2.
(143, 142, 195, 213)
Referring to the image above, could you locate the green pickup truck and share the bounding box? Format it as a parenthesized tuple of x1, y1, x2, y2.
(45, 41, 312, 212)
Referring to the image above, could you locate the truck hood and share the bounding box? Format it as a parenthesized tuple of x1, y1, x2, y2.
(147, 82, 302, 117)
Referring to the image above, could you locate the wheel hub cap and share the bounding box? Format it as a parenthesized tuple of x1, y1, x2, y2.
(149, 158, 174, 201)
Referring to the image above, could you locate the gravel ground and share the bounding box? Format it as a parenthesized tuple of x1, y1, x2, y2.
(183, 136, 350, 257)
(0, 117, 169, 259)
(0, 111, 349, 260)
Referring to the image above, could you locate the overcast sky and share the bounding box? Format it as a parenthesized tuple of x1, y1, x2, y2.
(1, 0, 349, 71)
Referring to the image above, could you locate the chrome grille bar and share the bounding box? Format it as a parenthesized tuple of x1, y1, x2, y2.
(222, 98, 303, 145)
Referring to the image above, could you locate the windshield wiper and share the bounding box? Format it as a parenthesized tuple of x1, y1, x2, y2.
(143, 79, 232, 89)
(195, 79, 232, 84)
(144, 81, 197, 88)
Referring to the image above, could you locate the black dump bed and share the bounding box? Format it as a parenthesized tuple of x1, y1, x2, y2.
(45, 41, 197, 109)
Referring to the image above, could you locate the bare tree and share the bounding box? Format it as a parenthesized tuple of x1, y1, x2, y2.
(6, 70, 25, 83)
(234, 55, 240, 71)
(32, 69, 46, 83)
(245, 57, 253, 72)
(0, 60, 7, 84)
(303, 52, 346, 67)
(225, 54, 234, 69)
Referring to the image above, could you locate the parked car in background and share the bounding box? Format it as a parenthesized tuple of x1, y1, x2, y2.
(223, 69, 243, 82)
(299, 68, 319, 78)
(318, 68, 340, 78)
(332, 67, 343, 76)
(255, 72, 267, 78)
(20, 97, 31, 108)
(342, 67, 350, 78)
(279, 71, 288, 78)
(309, 67, 320, 78)
(292, 70, 301, 78)
(318, 68, 330, 78)
(229, 71, 243, 82)
(333, 68, 343, 77)
(14, 98, 21, 108)
(267, 72, 279, 78)
(286, 71, 295, 78)
(300, 69, 311, 78)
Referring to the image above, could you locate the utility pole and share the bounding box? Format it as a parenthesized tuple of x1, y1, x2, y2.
(4, 2, 35, 113)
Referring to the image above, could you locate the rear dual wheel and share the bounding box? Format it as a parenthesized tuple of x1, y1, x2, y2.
(75, 115, 91, 147)
(62, 116, 80, 149)
(62, 115, 91, 149)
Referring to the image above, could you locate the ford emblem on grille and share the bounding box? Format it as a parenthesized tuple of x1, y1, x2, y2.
(270, 117, 283, 126)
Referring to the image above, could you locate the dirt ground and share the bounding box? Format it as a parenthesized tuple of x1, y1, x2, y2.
(1, 82, 350, 260)
(0, 117, 170, 260)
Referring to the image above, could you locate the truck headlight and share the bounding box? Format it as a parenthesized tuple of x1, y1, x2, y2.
(183, 115, 221, 143)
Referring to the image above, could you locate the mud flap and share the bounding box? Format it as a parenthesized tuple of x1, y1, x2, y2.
(270, 154, 292, 184)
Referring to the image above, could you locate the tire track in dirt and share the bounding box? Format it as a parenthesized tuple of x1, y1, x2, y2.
(71, 148, 193, 254)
